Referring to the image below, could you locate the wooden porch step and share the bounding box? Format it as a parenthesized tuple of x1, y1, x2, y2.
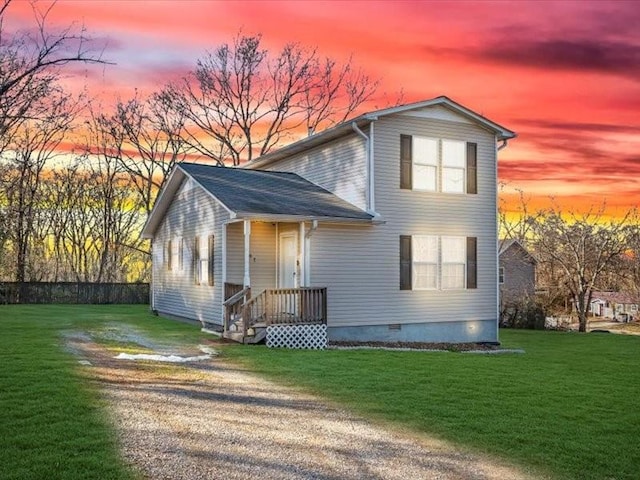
(223, 321, 267, 344)
(223, 331, 245, 343)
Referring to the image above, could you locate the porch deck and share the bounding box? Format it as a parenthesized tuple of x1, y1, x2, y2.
(223, 283, 327, 344)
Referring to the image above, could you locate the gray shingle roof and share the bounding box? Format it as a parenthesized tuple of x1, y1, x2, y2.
(179, 163, 373, 221)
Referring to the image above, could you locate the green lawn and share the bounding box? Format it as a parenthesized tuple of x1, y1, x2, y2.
(225, 329, 640, 480)
(2, 305, 639, 480)
(0, 304, 204, 480)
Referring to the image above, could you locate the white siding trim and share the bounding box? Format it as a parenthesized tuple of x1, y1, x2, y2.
(299, 222, 306, 287)
(495, 136, 500, 343)
(243, 220, 251, 287)
(369, 121, 376, 213)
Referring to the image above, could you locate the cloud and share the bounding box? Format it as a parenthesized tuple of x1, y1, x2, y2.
(425, 39, 640, 81)
(515, 120, 640, 134)
(485, 39, 640, 79)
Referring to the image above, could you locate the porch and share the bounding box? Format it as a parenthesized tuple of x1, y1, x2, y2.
(220, 219, 328, 345)
(223, 283, 327, 344)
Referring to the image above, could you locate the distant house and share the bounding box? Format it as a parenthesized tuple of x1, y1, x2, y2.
(590, 291, 638, 322)
(498, 239, 537, 307)
(142, 96, 515, 346)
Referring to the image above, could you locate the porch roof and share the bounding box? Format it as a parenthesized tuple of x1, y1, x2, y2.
(180, 162, 374, 221)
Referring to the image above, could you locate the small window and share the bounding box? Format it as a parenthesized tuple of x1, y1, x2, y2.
(499, 267, 505, 284)
(166, 240, 172, 271)
(178, 238, 184, 271)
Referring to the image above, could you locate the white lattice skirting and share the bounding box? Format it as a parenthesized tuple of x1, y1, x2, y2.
(266, 324, 327, 349)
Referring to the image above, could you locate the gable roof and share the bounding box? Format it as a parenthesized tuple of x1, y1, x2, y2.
(246, 95, 516, 169)
(498, 239, 537, 264)
(141, 163, 373, 238)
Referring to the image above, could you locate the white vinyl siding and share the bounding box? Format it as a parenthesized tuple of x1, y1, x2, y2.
(152, 180, 230, 325)
(308, 110, 497, 337)
(259, 134, 367, 211)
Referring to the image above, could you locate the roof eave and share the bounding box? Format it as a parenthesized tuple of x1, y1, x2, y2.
(243, 118, 371, 170)
(140, 168, 185, 239)
(234, 212, 375, 224)
(244, 96, 515, 170)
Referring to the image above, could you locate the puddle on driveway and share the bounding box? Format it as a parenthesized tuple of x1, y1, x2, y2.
(114, 345, 217, 363)
(63, 324, 218, 365)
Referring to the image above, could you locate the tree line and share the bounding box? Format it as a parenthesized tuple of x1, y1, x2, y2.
(500, 192, 640, 332)
(0, 0, 379, 284)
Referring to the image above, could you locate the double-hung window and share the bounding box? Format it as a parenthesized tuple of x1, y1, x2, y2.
(441, 236, 466, 289)
(413, 235, 438, 289)
(400, 135, 477, 194)
(400, 235, 477, 290)
(442, 140, 466, 193)
(412, 137, 438, 191)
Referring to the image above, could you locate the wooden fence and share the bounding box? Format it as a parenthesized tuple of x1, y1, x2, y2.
(0, 282, 150, 305)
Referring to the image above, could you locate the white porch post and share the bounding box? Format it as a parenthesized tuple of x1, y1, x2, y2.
(299, 222, 306, 287)
(243, 220, 251, 287)
(221, 223, 227, 322)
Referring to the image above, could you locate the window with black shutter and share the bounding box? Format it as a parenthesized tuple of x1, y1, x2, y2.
(466, 142, 477, 194)
(167, 240, 172, 271)
(208, 235, 215, 286)
(400, 135, 412, 189)
(466, 237, 477, 289)
(193, 236, 200, 285)
(400, 235, 412, 290)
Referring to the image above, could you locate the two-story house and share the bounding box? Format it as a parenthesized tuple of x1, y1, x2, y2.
(142, 96, 515, 347)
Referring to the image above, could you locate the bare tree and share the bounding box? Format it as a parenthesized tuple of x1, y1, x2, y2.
(81, 106, 150, 282)
(112, 93, 191, 214)
(3, 89, 79, 282)
(498, 186, 542, 245)
(0, 0, 106, 146)
(158, 33, 378, 166)
(529, 205, 636, 332)
(0, 0, 107, 282)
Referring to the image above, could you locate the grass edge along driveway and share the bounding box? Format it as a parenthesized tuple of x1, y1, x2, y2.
(225, 328, 640, 480)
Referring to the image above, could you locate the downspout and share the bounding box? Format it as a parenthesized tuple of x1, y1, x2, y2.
(304, 220, 318, 286)
(495, 137, 509, 343)
(351, 122, 376, 215)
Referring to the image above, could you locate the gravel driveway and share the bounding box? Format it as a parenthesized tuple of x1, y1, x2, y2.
(69, 334, 536, 480)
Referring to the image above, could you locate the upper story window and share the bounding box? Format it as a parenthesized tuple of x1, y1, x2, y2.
(400, 135, 477, 194)
(412, 137, 438, 191)
(442, 140, 466, 193)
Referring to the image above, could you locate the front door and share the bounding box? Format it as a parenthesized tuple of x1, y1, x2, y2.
(278, 232, 298, 288)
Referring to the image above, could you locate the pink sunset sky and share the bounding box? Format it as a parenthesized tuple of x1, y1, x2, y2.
(7, 0, 640, 215)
